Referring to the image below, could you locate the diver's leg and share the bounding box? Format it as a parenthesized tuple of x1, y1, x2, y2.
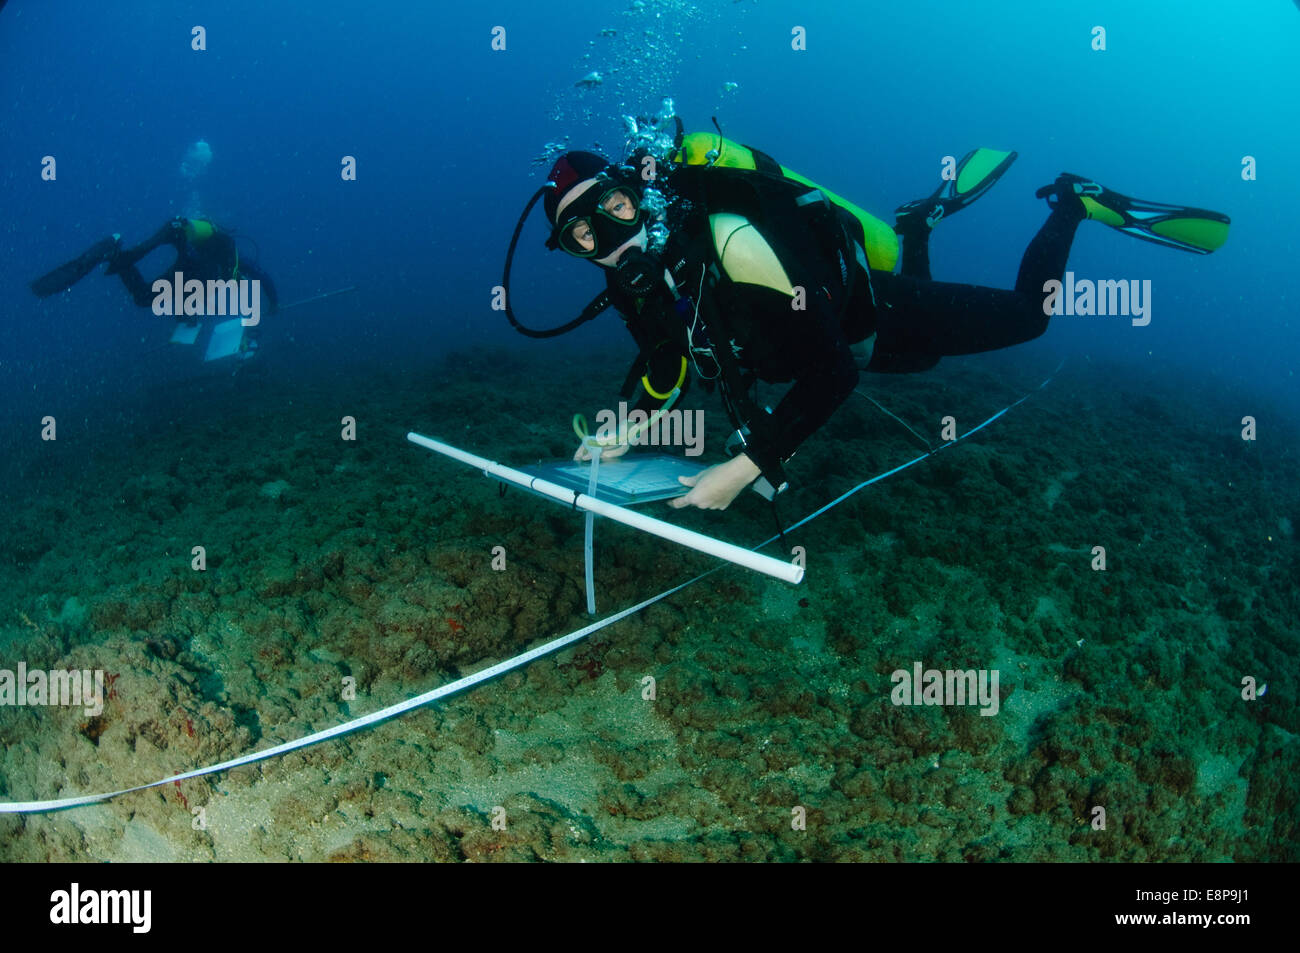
(869, 270, 1054, 360)
(108, 223, 188, 310)
(892, 148, 1019, 281)
(114, 263, 159, 308)
(894, 220, 933, 280)
(892, 195, 1067, 285)
(107, 219, 184, 273)
(867, 193, 1091, 360)
(865, 174, 1227, 368)
(1014, 195, 1086, 296)
(858, 193, 1085, 363)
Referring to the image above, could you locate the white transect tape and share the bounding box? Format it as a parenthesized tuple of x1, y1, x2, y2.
(406, 432, 804, 585)
(0, 570, 714, 815)
(0, 369, 1059, 813)
(584, 445, 601, 615)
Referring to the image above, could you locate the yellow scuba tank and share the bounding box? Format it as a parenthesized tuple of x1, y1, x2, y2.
(672, 131, 899, 272)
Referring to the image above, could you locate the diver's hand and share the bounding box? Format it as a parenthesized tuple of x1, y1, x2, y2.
(574, 441, 631, 463)
(668, 454, 761, 511)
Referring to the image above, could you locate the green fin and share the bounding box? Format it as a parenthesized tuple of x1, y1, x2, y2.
(953, 148, 1017, 203)
(1044, 174, 1230, 254)
(896, 147, 1018, 229)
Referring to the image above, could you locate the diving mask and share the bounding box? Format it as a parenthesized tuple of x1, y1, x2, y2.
(551, 178, 643, 259)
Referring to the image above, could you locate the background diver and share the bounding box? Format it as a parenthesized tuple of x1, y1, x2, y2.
(30, 216, 279, 354)
(501, 123, 1230, 513)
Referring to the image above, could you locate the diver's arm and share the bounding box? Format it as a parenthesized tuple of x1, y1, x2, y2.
(147, 222, 190, 299)
(574, 306, 687, 461)
(672, 350, 855, 512)
(686, 298, 858, 509)
(748, 320, 860, 476)
(238, 257, 278, 313)
(116, 219, 185, 268)
(668, 453, 760, 510)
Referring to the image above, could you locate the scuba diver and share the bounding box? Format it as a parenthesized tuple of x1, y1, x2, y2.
(501, 121, 1231, 513)
(30, 217, 278, 355)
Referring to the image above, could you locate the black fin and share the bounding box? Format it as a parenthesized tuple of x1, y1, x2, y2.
(29, 237, 117, 298)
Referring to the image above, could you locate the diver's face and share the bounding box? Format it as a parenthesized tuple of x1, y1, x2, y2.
(567, 219, 596, 253)
(562, 187, 639, 254)
(553, 184, 644, 263)
(600, 189, 637, 221)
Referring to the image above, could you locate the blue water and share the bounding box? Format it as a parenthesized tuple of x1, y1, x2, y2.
(3, 0, 1296, 423)
(2, 0, 1299, 863)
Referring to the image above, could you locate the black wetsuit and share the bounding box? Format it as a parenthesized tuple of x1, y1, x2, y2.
(110, 219, 278, 316)
(608, 162, 1084, 487)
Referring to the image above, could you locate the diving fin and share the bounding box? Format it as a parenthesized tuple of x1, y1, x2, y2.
(1036, 173, 1230, 254)
(896, 147, 1018, 230)
(30, 235, 121, 297)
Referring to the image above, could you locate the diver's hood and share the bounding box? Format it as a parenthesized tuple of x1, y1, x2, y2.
(546, 167, 645, 261)
(502, 162, 645, 339)
(503, 119, 683, 339)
